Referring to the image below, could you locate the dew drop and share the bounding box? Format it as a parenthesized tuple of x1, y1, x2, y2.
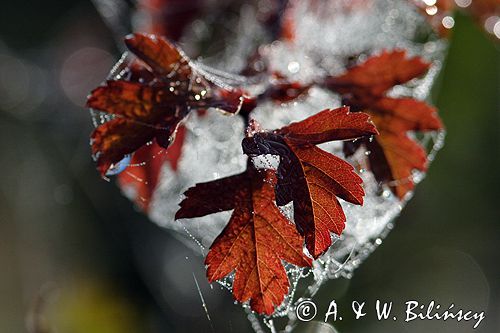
(425, 5, 438, 16)
(105, 154, 131, 176)
(442, 16, 455, 29)
(287, 61, 300, 73)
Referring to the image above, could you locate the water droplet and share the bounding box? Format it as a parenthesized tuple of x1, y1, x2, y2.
(425, 5, 438, 16)
(287, 61, 300, 73)
(442, 16, 455, 29)
(105, 155, 131, 176)
(494, 20, 500, 39)
(484, 16, 499, 34)
(455, 0, 472, 8)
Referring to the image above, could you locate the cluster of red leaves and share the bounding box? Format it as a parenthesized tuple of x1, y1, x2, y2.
(87, 18, 445, 315)
(87, 45, 443, 314)
(89, 34, 314, 211)
(325, 50, 443, 199)
(87, 33, 244, 177)
(177, 107, 376, 313)
(114, 1, 203, 211)
(118, 0, 311, 212)
(174, 52, 443, 315)
(87, 44, 444, 315)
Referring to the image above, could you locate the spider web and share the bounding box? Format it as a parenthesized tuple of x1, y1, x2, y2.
(90, 1, 447, 332)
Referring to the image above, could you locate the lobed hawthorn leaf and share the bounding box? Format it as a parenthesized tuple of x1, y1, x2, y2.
(87, 33, 244, 176)
(325, 50, 430, 99)
(175, 164, 312, 315)
(242, 107, 378, 258)
(325, 50, 443, 199)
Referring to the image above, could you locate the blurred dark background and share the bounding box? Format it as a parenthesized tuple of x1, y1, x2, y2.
(0, 1, 498, 332)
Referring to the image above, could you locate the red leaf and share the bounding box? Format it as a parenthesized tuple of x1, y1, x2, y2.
(364, 132, 428, 199)
(87, 33, 244, 176)
(278, 105, 379, 144)
(117, 126, 186, 211)
(243, 107, 377, 258)
(124, 33, 192, 78)
(326, 50, 430, 99)
(176, 165, 311, 315)
(369, 97, 442, 133)
(88, 79, 187, 175)
(326, 50, 444, 199)
(267, 79, 312, 103)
